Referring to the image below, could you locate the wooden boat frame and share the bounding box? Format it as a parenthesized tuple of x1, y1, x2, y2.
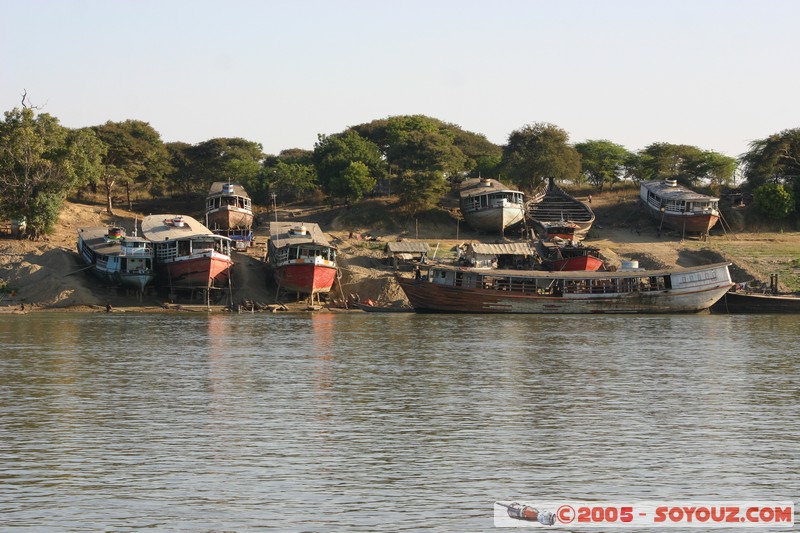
(397, 262, 733, 314)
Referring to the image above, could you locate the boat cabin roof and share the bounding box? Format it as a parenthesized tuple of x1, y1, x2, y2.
(466, 242, 534, 255)
(207, 181, 250, 198)
(641, 180, 719, 202)
(425, 262, 731, 280)
(141, 214, 225, 241)
(459, 178, 522, 198)
(385, 241, 431, 254)
(78, 227, 128, 255)
(269, 221, 333, 248)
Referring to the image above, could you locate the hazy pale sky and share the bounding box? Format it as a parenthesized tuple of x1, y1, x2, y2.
(2, 0, 798, 158)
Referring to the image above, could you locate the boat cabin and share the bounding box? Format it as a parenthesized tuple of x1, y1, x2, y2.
(462, 242, 535, 269)
(640, 179, 719, 215)
(425, 266, 675, 296)
(206, 182, 252, 212)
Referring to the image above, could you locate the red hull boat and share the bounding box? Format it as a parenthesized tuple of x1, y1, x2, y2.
(142, 214, 233, 289)
(268, 222, 338, 301)
(274, 261, 337, 295)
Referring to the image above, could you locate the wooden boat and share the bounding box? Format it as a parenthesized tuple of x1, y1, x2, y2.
(396, 262, 733, 314)
(140, 215, 233, 289)
(76, 226, 155, 291)
(536, 220, 580, 241)
(205, 182, 254, 246)
(268, 222, 337, 301)
(711, 290, 800, 314)
(711, 275, 800, 313)
(459, 178, 526, 234)
(639, 179, 720, 235)
(527, 177, 595, 241)
(353, 302, 413, 313)
(535, 239, 605, 271)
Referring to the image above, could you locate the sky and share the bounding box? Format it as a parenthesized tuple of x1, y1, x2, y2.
(2, 0, 798, 159)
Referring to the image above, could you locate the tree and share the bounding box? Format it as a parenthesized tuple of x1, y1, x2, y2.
(740, 129, 800, 191)
(753, 183, 795, 220)
(313, 131, 384, 196)
(93, 120, 170, 214)
(627, 143, 735, 188)
(384, 115, 469, 180)
(501, 122, 581, 191)
(165, 142, 193, 195)
(0, 107, 100, 238)
(574, 139, 631, 191)
(262, 159, 319, 204)
(329, 161, 376, 202)
(182, 137, 264, 195)
(393, 169, 449, 214)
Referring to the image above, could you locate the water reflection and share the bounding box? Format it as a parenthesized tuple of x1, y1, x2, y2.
(0, 312, 798, 531)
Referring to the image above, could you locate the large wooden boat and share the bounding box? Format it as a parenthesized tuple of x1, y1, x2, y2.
(639, 179, 720, 235)
(77, 226, 155, 292)
(205, 182, 254, 247)
(527, 178, 595, 241)
(396, 262, 733, 314)
(141, 214, 233, 289)
(268, 222, 337, 300)
(711, 290, 800, 314)
(459, 178, 526, 234)
(711, 275, 800, 313)
(534, 239, 605, 271)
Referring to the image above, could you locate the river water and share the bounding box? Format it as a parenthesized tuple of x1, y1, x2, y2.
(1, 312, 798, 532)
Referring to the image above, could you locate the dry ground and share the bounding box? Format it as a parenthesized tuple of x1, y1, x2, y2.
(1, 193, 798, 312)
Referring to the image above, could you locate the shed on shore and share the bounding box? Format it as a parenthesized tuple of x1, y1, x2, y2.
(463, 242, 535, 269)
(384, 241, 431, 269)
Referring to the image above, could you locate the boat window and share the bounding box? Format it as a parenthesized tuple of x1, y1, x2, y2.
(289, 247, 298, 260)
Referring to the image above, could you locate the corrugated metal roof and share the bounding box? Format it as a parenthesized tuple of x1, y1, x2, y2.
(459, 178, 521, 198)
(385, 241, 431, 253)
(269, 222, 333, 247)
(208, 182, 250, 197)
(467, 242, 534, 255)
(141, 214, 221, 241)
(641, 180, 718, 202)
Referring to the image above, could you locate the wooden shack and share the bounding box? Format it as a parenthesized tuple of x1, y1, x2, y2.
(384, 241, 431, 269)
(463, 242, 535, 269)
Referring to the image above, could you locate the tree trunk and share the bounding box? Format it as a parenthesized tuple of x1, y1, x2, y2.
(104, 175, 116, 215)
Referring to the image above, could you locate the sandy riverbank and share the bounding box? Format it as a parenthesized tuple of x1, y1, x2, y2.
(1, 196, 798, 313)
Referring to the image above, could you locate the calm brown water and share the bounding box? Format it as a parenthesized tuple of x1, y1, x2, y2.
(1, 312, 798, 531)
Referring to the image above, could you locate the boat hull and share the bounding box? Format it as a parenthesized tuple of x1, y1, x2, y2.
(396, 266, 733, 314)
(461, 205, 526, 233)
(157, 252, 233, 288)
(543, 255, 605, 272)
(711, 291, 800, 314)
(206, 208, 254, 231)
(646, 209, 719, 234)
(527, 178, 595, 240)
(274, 262, 337, 295)
(77, 231, 155, 292)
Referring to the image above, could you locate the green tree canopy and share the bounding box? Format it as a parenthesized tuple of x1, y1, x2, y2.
(740, 129, 800, 191)
(0, 107, 101, 238)
(501, 122, 581, 191)
(260, 158, 319, 204)
(753, 182, 795, 220)
(329, 161, 376, 202)
(393, 169, 449, 214)
(574, 139, 631, 191)
(626, 143, 735, 188)
(313, 131, 384, 197)
(178, 137, 264, 195)
(93, 120, 170, 214)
